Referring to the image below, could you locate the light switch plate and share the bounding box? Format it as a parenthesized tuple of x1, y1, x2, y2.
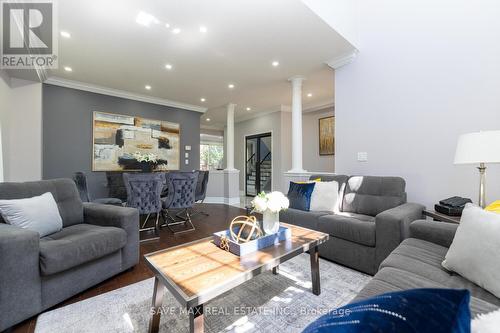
(357, 152, 368, 162)
(185, 152, 189, 158)
(185, 159, 189, 165)
(185, 145, 191, 151)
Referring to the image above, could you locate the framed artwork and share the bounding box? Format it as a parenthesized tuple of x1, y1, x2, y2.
(319, 116, 335, 156)
(92, 111, 180, 171)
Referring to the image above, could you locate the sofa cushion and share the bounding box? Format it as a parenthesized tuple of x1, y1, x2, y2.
(354, 267, 498, 316)
(380, 238, 500, 307)
(0, 179, 83, 227)
(318, 212, 376, 246)
(279, 208, 330, 230)
(342, 176, 406, 216)
(39, 223, 127, 276)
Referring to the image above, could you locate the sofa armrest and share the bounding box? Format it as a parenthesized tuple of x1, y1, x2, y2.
(375, 202, 425, 266)
(0, 224, 42, 331)
(83, 203, 140, 269)
(409, 220, 458, 248)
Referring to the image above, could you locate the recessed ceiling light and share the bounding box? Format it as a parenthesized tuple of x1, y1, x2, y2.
(199, 26, 207, 33)
(228, 84, 235, 89)
(145, 85, 152, 90)
(172, 28, 181, 34)
(165, 23, 170, 28)
(272, 61, 279, 67)
(200, 98, 206, 102)
(206, 118, 211, 122)
(60, 31, 71, 38)
(246, 107, 251, 111)
(307, 93, 313, 97)
(136, 11, 159, 27)
(64, 66, 72, 72)
(165, 64, 173, 70)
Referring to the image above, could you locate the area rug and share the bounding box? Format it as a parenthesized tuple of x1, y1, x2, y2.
(35, 254, 370, 333)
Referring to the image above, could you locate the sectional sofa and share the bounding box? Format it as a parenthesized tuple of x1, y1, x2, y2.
(354, 220, 500, 315)
(280, 174, 424, 275)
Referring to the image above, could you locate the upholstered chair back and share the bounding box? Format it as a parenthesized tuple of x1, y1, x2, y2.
(123, 173, 165, 215)
(163, 172, 198, 209)
(72, 172, 91, 202)
(195, 171, 209, 202)
(0, 178, 84, 227)
(341, 176, 407, 216)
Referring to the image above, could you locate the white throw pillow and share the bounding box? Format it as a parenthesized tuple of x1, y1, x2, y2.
(309, 181, 339, 212)
(472, 308, 500, 333)
(0, 192, 63, 237)
(442, 204, 500, 298)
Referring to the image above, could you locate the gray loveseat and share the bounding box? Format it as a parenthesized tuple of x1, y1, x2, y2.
(280, 174, 424, 275)
(354, 220, 500, 316)
(0, 179, 140, 331)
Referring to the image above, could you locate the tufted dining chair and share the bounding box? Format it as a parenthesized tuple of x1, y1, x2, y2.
(161, 171, 198, 234)
(123, 172, 165, 241)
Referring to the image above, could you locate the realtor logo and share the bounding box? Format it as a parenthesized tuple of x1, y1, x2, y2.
(1, 0, 58, 69)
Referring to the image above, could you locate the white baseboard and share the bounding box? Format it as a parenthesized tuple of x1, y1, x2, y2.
(204, 196, 241, 205)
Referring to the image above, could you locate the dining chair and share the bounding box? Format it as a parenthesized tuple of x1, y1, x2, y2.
(123, 172, 165, 241)
(161, 171, 198, 234)
(73, 172, 123, 206)
(191, 170, 209, 216)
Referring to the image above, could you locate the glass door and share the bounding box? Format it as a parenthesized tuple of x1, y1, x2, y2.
(245, 133, 272, 196)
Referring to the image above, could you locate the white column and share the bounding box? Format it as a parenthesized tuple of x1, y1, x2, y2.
(225, 103, 236, 170)
(288, 76, 306, 173)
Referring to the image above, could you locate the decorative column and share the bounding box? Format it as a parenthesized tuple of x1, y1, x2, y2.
(225, 103, 236, 171)
(288, 76, 306, 173)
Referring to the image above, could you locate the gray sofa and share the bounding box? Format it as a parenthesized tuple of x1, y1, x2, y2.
(0, 179, 140, 331)
(354, 220, 500, 316)
(280, 175, 424, 275)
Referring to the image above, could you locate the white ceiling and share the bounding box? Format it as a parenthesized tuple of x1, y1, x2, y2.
(45, 0, 353, 129)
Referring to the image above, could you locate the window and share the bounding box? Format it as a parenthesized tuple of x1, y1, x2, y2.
(200, 143, 223, 170)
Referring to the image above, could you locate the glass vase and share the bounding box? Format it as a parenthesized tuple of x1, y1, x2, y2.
(262, 210, 280, 235)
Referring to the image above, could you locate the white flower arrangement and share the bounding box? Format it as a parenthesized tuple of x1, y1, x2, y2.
(251, 191, 289, 214)
(133, 152, 158, 163)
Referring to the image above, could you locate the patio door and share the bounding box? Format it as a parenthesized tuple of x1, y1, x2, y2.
(245, 133, 272, 196)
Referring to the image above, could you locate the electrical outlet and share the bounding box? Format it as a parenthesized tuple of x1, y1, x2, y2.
(357, 152, 368, 162)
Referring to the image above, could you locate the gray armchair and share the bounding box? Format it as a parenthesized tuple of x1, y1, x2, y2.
(162, 171, 198, 234)
(280, 175, 424, 275)
(0, 179, 139, 331)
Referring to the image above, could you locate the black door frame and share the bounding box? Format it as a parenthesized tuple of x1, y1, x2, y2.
(245, 132, 272, 196)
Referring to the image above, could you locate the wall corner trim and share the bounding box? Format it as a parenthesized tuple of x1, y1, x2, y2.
(326, 49, 359, 69)
(44, 77, 207, 113)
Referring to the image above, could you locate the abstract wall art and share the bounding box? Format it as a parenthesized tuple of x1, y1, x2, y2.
(319, 116, 335, 156)
(92, 111, 180, 171)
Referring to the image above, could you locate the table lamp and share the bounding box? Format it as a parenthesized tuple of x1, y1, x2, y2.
(454, 130, 500, 208)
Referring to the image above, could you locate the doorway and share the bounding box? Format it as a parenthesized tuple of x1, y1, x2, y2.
(245, 132, 272, 196)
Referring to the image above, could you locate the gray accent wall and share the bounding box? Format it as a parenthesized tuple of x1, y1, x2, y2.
(42, 84, 201, 198)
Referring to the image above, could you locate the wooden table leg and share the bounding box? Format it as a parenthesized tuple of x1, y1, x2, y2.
(148, 277, 165, 333)
(310, 245, 321, 295)
(189, 304, 204, 333)
(272, 265, 279, 275)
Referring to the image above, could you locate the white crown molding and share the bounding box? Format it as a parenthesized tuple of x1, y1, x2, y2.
(326, 49, 359, 69)
(303, 99, 335, 113)
(44, 77, 207, 113)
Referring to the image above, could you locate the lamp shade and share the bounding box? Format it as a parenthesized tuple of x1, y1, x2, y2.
(454, 130, 500, 165)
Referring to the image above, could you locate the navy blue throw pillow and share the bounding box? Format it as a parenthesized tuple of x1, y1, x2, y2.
(287, 182, 316, 211)
(303, 288, 471, 333)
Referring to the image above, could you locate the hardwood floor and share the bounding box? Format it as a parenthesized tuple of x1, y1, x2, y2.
(10, 203, 246, 333)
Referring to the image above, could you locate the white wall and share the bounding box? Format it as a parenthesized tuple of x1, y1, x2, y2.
(329, 0, 500, 208)
(0, 75, 43, 182)
(0, 71, 10, 182)
(302, 108, 335, 173)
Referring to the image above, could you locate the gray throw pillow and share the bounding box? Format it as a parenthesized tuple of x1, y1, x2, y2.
(0, 192, 63, 237)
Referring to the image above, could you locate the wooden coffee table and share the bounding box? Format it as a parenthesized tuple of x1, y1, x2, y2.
(144, 223, 329, 333)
